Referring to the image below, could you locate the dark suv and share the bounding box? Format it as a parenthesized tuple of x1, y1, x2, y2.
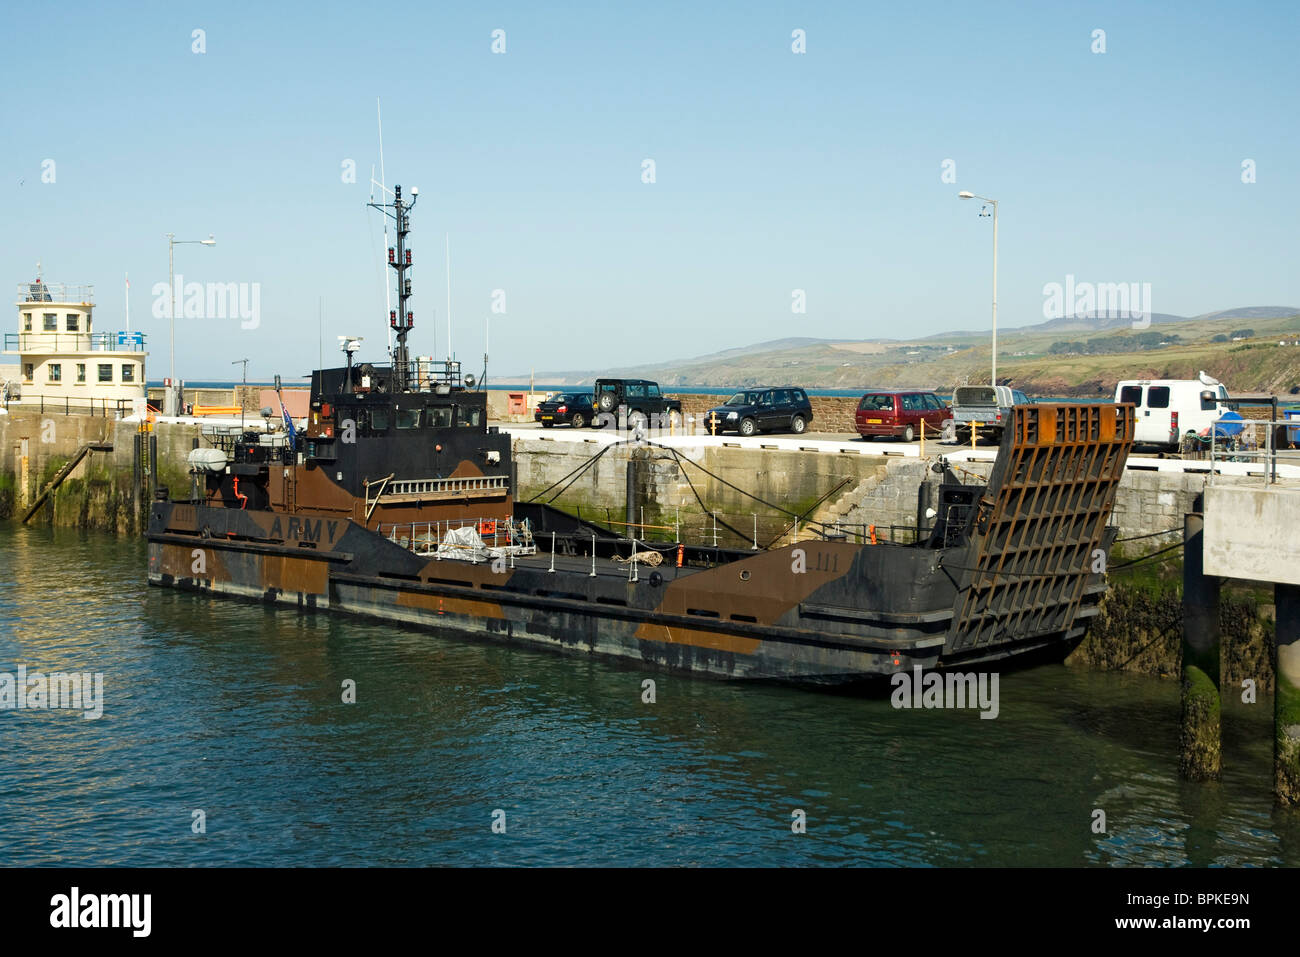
(703, 387, 813, 437)
(593, 378, 683, 430)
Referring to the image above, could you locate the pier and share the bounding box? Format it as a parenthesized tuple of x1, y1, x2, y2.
(1193, 441, 1300, 804)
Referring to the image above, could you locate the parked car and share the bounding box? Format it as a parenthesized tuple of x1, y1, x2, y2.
(1115, 371, 1231, 450)
(534, 392, 595, 428)
(592, 378, 683, 430)
(855, 390, 951, 441)
(702, 387, 814, 437)
(950, 385, 1032, 444)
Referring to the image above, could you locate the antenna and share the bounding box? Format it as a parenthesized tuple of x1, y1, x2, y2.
(445, 233, 452, 360)
(124, 273, 130, 333)
(376, 98, 392, 357)
(232, 358, 249, 432)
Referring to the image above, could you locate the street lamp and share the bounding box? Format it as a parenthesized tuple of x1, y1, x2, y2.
(166, 233, 216, 385)
(958, 192, 998, 386)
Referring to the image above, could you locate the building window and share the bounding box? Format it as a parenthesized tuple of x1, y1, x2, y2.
(121, 364, 134, 383)
(77, 363, 86, 383)
(43, 313, 57, 331)
(98, 364, 113, 383)
(66, 314, 79, 332)
(23, 363, 34, 382)
(23, 313, 32, 331)
(48, 363, 62, 383)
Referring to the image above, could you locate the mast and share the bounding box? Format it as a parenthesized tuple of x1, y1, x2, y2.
(392, 185, 414, 391)
(369, 184, 417, 392)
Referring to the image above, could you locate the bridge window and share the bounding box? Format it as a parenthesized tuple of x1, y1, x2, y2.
(43, 313, 57, 331)
(48, 363, 61, 382)
(395, 408, 421, 429)
(366, 408, 390, 433)
(457, 406, 482, 427)
(23, 364, 33, 382)
(66, 314, 79, 332)
(97, 364, 113, 383)
(121, 364, 135, 383)
(76, 364, 85, 383)
(427, 406, 453, 428)
(23, 313, 32, 331)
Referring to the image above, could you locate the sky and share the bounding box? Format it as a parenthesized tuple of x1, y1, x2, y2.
(3, 0, 1297, 382)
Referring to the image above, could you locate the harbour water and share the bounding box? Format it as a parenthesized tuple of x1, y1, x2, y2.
(1, 523, 1295, 867)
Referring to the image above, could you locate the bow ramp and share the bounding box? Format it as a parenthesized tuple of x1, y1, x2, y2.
(943, 403, 1135, 661)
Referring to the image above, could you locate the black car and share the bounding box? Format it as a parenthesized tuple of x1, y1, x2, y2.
(592, 378, 683, 430)
(703, 387, 813, 436)
(534, 392, 595, 428)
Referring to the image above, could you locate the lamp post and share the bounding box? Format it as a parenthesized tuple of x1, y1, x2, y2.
(958, 192, 998, 385)
(166, 233, 216, 385)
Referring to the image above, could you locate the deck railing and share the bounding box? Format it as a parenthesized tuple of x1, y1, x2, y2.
(376, 515, 536, 558)
(16, 282, 94, 303)
(5, 332, 146, 352)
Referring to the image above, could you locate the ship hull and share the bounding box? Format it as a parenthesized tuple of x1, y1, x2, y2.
(148, 403, 1132, 684)
(146, 498, 1100, 684)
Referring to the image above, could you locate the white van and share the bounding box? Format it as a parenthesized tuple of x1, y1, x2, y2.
(1114, 371, 1231, 449)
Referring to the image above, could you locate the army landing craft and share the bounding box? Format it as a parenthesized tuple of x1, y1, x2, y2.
(147, 183, 1136, 683)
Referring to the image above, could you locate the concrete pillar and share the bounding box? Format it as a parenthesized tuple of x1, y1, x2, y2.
(1180, 512, 1222, 781)
(1276, 583, 1300, 806)
(148, 433, 158, 503)
(624, 449, 636, 534)
(132, 433, 142, 528)
(18, 438, 29, 511)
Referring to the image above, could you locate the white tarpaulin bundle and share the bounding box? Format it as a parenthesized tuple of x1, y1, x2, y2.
(437, 525, 493, 562)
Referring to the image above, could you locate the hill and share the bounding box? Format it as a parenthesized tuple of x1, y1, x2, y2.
(503, 308, 1300, 395)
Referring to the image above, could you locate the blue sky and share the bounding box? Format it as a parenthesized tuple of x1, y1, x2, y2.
(3, 0, 1297, 381)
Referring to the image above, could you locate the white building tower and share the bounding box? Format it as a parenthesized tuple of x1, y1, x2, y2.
(3, 274, 147, 412)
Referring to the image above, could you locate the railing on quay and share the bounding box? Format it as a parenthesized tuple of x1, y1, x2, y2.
(1203, 416, 1300, 486)
(2, 394, 134, 418)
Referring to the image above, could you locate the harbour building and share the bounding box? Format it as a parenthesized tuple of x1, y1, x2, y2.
(2, 276, 147, 413)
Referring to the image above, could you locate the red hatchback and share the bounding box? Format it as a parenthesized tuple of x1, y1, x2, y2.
(855, 390, 951, 441)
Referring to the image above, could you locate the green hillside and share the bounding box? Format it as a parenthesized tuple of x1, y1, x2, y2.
(533, 313, 1300, 395)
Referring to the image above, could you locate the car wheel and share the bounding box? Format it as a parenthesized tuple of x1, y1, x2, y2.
(739, 417, 757, 437)
(628, 410, 648, 431)
(861, 434, 876, 441)
(902, 425, 914, 442)
(790, 415, 806, 434)
(597, 392, 616, 412)
(570, 412, 586, 429)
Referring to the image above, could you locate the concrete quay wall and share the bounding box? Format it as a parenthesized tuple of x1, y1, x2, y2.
(512, 436, 1294, 550)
